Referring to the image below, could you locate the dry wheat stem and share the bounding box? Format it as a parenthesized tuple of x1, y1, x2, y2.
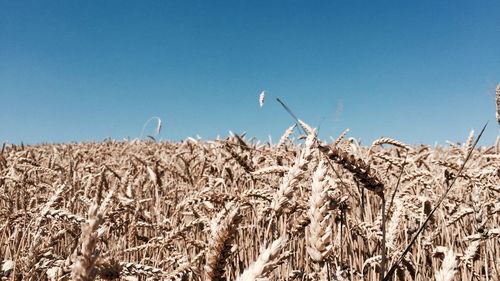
(1, 117, 498, 281)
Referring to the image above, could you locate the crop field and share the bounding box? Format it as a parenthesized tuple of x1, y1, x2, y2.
(0, 121, 499, 281)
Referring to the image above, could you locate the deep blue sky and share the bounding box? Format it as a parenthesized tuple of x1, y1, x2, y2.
(1, 1, 499, 145)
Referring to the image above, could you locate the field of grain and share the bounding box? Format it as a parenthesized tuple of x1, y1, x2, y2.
(1, 121, 499, 281)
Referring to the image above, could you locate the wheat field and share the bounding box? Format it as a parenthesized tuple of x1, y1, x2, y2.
(0, 121, 499, 280)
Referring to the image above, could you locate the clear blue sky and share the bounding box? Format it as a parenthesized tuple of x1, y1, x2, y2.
(1, 1, 499, 145)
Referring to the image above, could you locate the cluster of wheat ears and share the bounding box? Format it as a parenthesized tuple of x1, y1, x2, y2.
(1, 110, 500, 280)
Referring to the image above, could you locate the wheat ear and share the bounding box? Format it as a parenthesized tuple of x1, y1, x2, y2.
(434, 249, 457, 281)
(268, 132, 315, 215)
(318, 144, 384, 196)
(72, 188, 114, 281)
(307, 159, 333, 281)
(71, 203, 103, 281)
(307, 159, 333, 263)
(277, 123, 297, 148)
(236, 236, 288, 281)
(204, 204, 242, 281)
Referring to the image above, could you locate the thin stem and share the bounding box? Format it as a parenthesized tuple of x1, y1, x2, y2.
(380, 195, 386, 281)
(387, 151, 408, 216)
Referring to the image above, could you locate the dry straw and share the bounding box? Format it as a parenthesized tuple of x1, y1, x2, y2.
(1, 112, 497, 281)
